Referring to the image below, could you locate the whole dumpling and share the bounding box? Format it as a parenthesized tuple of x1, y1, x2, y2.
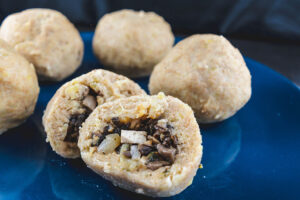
(149, 34, 251, 123)
(0, 8, 84, 81)
(0, 39, 39, 134)
(93, 9, 174, 77)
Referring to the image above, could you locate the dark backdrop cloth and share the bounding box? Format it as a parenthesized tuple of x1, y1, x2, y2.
(0, 0, 299, 42)
(0, 0, 299, 85)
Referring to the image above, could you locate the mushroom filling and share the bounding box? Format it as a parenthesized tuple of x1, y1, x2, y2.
(64, 87, 100, 143)
(91, 117, 178, 170)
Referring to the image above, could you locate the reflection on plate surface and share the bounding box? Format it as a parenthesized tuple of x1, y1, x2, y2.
(0, 33, 299, 200)
(0, 121, 46, 200)
(199, 118, 241, 179)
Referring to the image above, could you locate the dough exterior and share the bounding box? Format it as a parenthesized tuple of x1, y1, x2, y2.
(149, 34, 252, 123)
(0, 8, 84, 81)
(0, 39, 39, 134)
(93, 9, 174, 77)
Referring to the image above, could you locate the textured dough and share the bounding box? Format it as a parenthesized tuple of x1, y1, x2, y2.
(0, 8, 84, 81)
(43, 69, 146, 158)
(149, 34, 252, 123)
(78, 93, 202, 197)
(93, 9, 174, 77)
(0, 39, 39, 134)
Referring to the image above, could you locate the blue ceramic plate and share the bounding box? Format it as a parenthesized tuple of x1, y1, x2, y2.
(1, 32, 300, 200)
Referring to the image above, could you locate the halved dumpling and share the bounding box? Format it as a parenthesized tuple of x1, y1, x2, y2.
(78, 93, 202, 197)
(42, 69, 146, 158)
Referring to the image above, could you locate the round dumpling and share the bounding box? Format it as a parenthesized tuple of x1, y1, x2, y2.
(149, 34, 251, 123)
(93, 9, 174, 77)
(0, 8, 84, 81)
(0, 39, 39, 134)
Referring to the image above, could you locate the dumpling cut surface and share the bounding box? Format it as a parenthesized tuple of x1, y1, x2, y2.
(93, 9, 174, 77)
(0, 8, 84, 81)
(78, 93, 202, 197)
(0, 39, 39, 134)
(42, 69, 146, 158)
(149, 34, 252, 123)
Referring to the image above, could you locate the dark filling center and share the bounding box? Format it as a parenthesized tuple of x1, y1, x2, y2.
(64, 87, 99, 143)
(64, 113, 89, 142)
(91, 117, 178, 170)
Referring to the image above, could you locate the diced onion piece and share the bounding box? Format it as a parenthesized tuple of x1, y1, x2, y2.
(82, 95, 97, 110)
(130, 145, 141, 160)
(121, 130, 147, 144)
(97, 134, 120, 154)
(156, 119, 168, 129)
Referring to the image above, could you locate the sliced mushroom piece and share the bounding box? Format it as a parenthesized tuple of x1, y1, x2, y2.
(162, 136, 172, 147)
(157, 144, 176, 163)
(138, 144, 153, 156)
(146, 161, 170, 170)
(146, 151, 162, 162)
(121, 130, 147, 144)
(123, 150, 132, 158)
(82, 95, 97, 110)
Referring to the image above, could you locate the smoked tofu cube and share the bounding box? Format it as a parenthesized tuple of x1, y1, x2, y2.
(121, 130, 147, 144)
